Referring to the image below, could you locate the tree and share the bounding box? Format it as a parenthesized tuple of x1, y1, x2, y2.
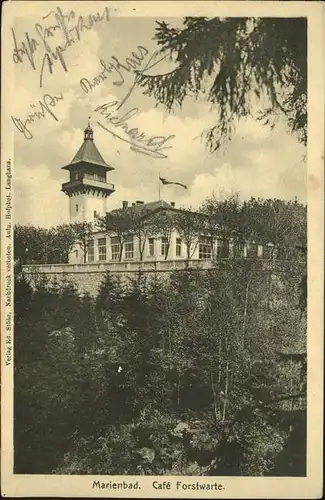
(71, 222, 94, 264)
(14, 223, 82, 265)
(174, 208, 203, 263)
(127, 206, 155, 261)
(256, 199, 307, 259)
(200, 193, 241, 258)
(14, 224, 54, 264)
(52, 224, 77, 263)
(137, 18, 307, 150)
(149, 209, 176, 260)
(96, 210, 133, 262)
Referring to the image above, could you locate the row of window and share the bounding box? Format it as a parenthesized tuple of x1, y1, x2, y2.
(84, 236, 265, 262)
(71, 172, 106, 183)
(87, 236, 175, 262)
(75, 205, 98, 218)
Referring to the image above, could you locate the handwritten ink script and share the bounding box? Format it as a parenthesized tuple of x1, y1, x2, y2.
(81, 49, 175, 159)
(80, 46, 149, 93)
(95, 102, 175, 159)
(12, 8, 175, 157)
(11, 93, 64, 139)
(11, 6, 110, 87)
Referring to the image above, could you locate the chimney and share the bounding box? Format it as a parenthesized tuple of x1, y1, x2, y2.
(171, 201, 175, 207)
(122, 201, 128, 209)
(136, 200, 144, 205)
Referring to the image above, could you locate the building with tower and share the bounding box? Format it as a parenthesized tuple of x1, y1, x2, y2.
(61, 123, 115, 223)
(62, 124, 270, 266)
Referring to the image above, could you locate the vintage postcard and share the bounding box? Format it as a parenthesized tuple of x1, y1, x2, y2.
(1, 0, 324, 497)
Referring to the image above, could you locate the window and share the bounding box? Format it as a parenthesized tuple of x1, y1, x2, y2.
(124, 235, 134, 259)
(76, 204, 79, 213)
(98, 238, 107, 262)
(94, 210, 98, 218)
(263, 245, 274, 259)
(176, 238, 182, 257)
(233, 242, 244, 258)
(87, 240, 94, 262)
(75, 250, 78, 258)
(111, 236, 120, 261)
(85, 172, 105, 183)
(217, 239, 230, 258)
(199, 236, 212, 259)
(148, 238, 155, 257)
(161, 236, 168, 257)
(246, 241, 258, 259)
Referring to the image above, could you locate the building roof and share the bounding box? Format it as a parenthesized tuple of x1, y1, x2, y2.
(110, 200, 173, 217)
(126, 200, 171, 213)
(62, 125, 114, 172)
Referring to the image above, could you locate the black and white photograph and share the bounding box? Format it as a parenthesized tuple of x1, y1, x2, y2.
(1, 1, 323, 497)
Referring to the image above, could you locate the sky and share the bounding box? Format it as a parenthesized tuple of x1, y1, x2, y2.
(11, 6, 307, 228)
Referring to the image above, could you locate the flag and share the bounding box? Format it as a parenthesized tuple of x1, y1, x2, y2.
(159, 177, 187, 189)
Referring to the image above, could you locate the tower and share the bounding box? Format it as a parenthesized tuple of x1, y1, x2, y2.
(61, 123, 115, 222)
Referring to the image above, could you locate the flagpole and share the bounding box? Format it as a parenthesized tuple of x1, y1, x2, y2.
(158, 172, 161, 201)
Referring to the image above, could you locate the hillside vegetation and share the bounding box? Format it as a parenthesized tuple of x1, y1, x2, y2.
(14, 256, 306, 475)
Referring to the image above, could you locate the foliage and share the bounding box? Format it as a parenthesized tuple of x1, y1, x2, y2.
(149, 209, 176, 259)
(137, 17, 307, 150)
(200, 194, 241, 256)
(14, 222, 92, 265)
(15, 255, 306, 475)
(70, 221, 94, 263)
(174, 208, 204, 261)
(96, 210, 134, 261)
(14, 224, 57, 265)
(14, 196, 306, 267)
(126, 205, 157, 261)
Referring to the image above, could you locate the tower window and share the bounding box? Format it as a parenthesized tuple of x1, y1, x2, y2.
(76, 204, 79, 213)
(94, 210, 98, 218)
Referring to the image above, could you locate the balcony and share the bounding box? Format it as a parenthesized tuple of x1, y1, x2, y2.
(62, 178, 115, 194)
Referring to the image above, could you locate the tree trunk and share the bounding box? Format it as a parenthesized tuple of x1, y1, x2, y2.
(217, 337, 222, 416)
(176, 375, 181, 412)
(222, 355, 229, 422)
(168, 325, 172, 354)
(186, 243, 191, 267)
(267, 271, 272, 309)
(211, 371, 219, 424)
(119, 243, 123, 262)
(242, 275, 250, 348)
(164, 242, 170, 260)
(139, 239, 144, 261)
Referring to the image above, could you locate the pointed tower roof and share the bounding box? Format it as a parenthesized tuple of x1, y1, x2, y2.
(62, 122, 114, 172)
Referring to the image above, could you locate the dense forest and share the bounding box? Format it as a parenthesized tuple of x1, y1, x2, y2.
(15, 256, 306, 475)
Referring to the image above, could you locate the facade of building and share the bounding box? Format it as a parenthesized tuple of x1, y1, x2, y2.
(62, 124, 270, 266)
